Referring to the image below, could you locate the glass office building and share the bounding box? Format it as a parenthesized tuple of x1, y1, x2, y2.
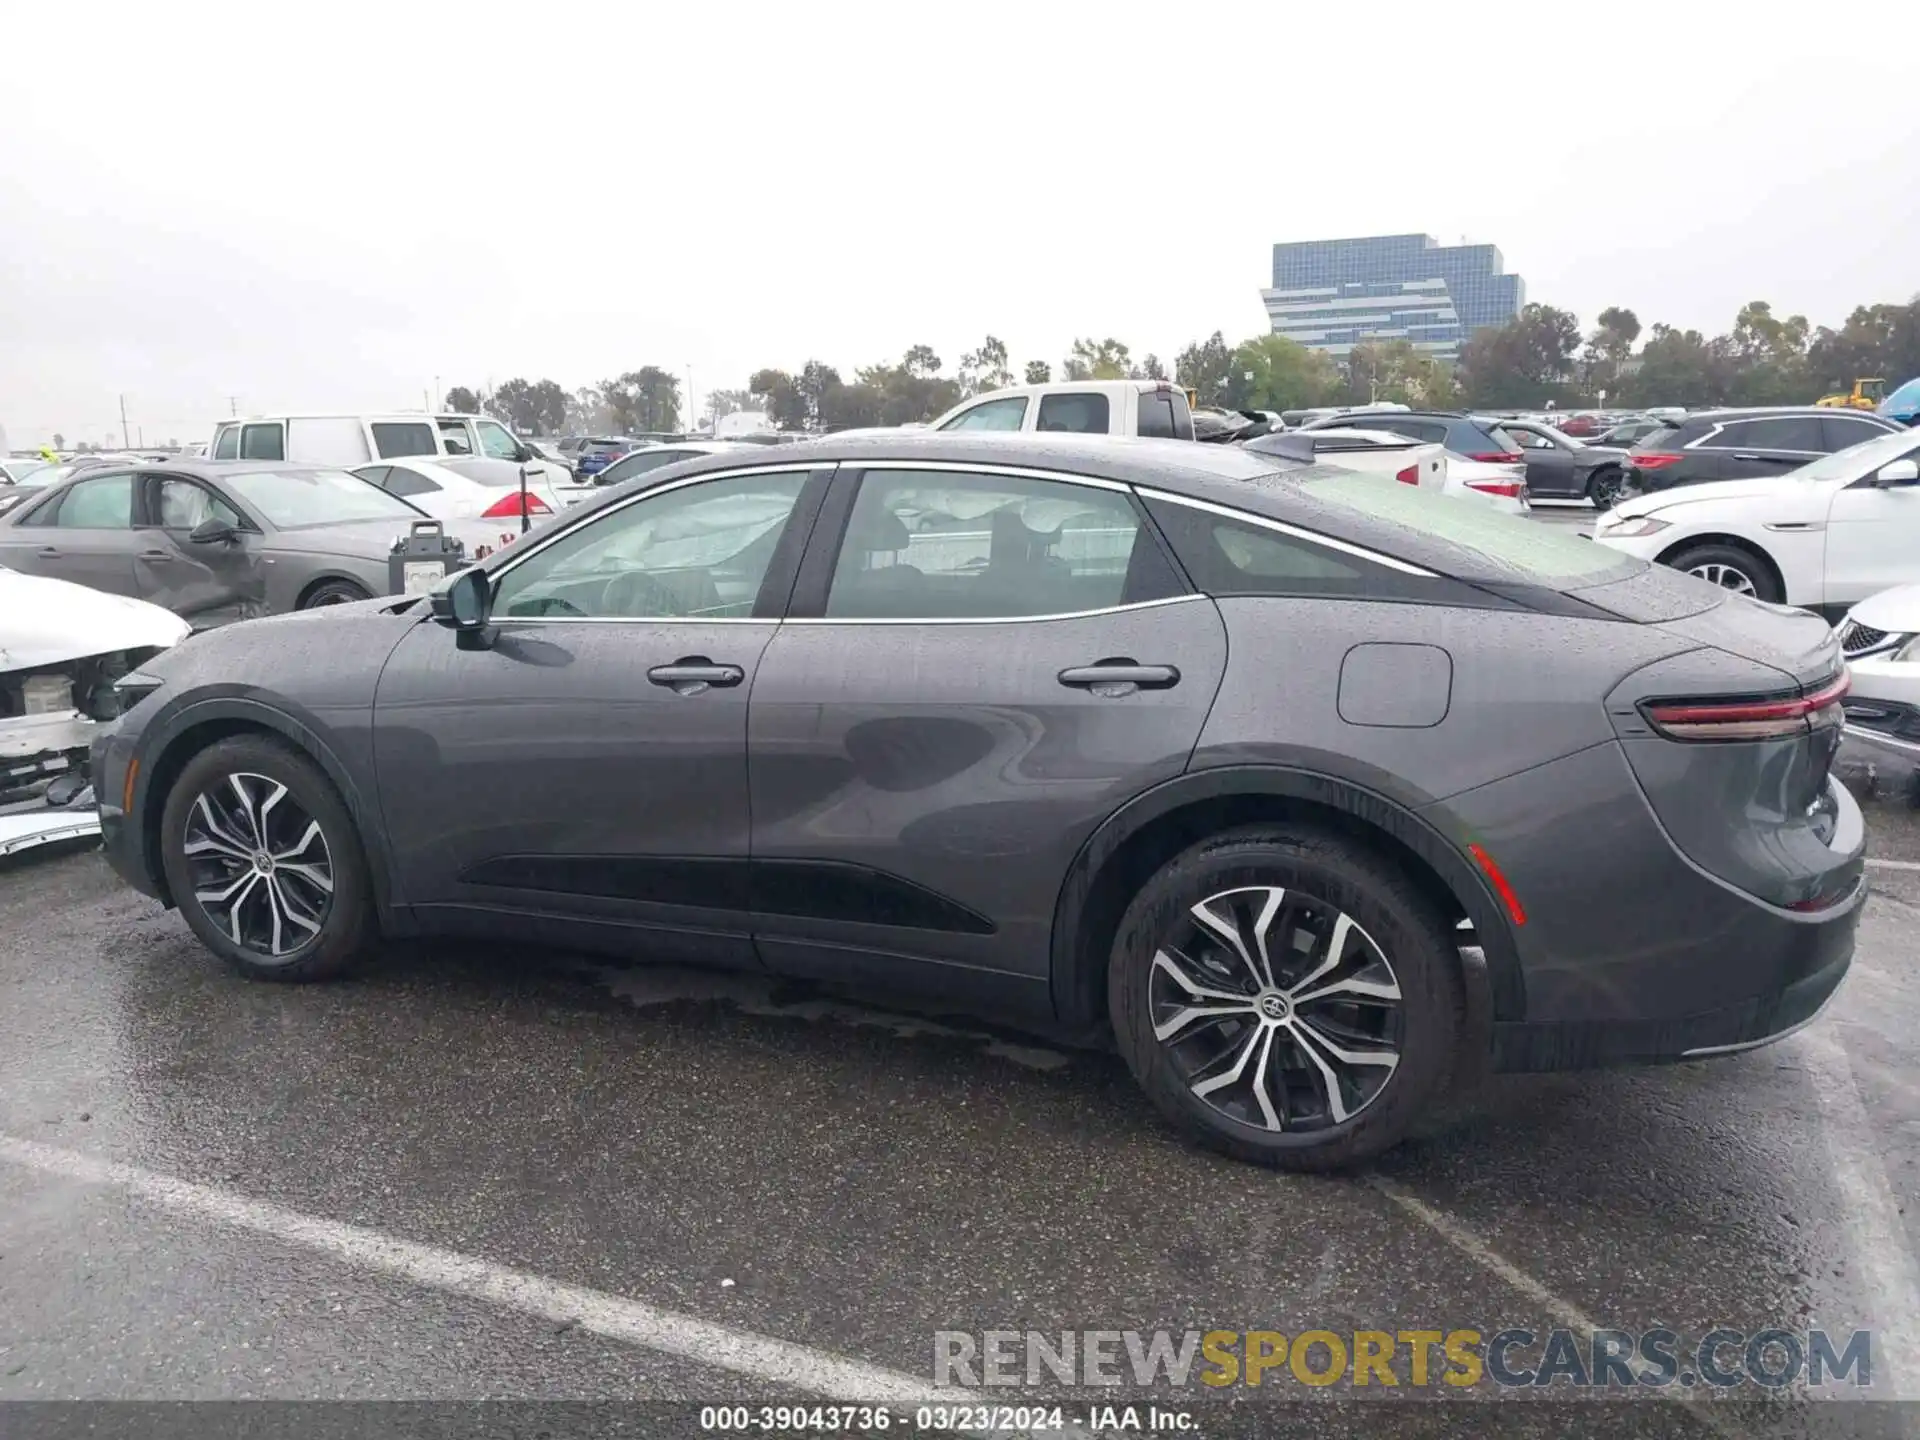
(1261, 234, 1524, 360)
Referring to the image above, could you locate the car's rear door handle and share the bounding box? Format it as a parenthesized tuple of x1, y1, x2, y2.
(139, 549, 177, 562)
(647, 656, 745, 693)
(36, 546, 60, 558)
(1058, 660, 1180, 693)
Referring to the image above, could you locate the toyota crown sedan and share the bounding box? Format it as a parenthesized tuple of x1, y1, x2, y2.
(90, 433, 1865, 1169)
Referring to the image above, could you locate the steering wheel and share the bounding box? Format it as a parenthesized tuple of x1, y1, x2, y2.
(600, 569, 684, 618)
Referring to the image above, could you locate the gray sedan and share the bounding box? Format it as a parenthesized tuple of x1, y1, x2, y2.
(1481, 417, 1629, 506)
(92, 432, 1863, 1170)
(0, 461, 514, 627)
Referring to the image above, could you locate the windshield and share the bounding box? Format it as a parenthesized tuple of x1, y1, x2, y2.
(1298, 472, 1635, 582)
(221, 468, 426, 528)
(1790, 427, 1920, 482)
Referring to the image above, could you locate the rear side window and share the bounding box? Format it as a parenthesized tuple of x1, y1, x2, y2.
(381, 466, 442, 497)
(1146, 499, 1371, 595)
(1483, 425, 1524, 454)
(1035, 393, 1110, 434)
(942, 397, 1028, 432)
(51, 473, 135, 528)
(438, 420, 475, 456)
(212, 424, 240, 460)
(239, 423, 284, 461)
(1707, 417, 1823, 452)
(1137, 392, 1179, 439)
(599, 449, 694, 485)
(372, 422, 436, 458)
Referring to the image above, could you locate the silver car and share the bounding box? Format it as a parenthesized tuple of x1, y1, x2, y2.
(0, 461, 518, 627)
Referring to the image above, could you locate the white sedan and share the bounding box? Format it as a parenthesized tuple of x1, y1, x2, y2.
(1302, 429, 1528, 514)
(351, 457, 564, 528)
(1835, 583, 1920, 783)
(1591, 426, 1920, 615)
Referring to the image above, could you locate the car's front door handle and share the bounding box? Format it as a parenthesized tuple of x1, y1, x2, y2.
(647, 657, 745, 693)
(36, 546, 60, 558)
(1058, 660, 1181, 693)
(139, 549, 177, 562)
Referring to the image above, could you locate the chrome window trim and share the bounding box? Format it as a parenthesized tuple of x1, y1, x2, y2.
(787, 593, 1207, 628)
(482, 463, 820, 588)
(1134, 487, 1439, 577)
(845, 459, 1131, 492)
(493, 615, 779, 627)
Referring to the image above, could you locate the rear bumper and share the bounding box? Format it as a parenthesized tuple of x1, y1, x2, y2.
(1490, 915, 1855, 1071)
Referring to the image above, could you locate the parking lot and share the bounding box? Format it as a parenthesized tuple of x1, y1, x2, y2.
(1, 475, 1916, 1434)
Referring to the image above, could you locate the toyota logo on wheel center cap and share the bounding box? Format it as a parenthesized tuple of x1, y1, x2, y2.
(1258, 992, 1291, 1021)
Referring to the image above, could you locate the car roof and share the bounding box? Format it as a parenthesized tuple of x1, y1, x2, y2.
(1682, 406, 1874, 422)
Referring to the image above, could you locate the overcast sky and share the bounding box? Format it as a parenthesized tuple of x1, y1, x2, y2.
(3, 2, 1916, 447)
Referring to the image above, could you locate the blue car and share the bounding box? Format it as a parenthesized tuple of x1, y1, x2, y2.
(1878, 378, 1920, 427)
(572, 437, 637, 481)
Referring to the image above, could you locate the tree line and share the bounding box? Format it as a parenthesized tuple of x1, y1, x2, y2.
(441, 293, 1920, 439)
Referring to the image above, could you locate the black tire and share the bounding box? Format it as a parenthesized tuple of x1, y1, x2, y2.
(1108, 824, 1463, 1171)
(301, 578, 372, 608)
(1663, 543, 1782, 604)
(1585, 465, 1624, 509)
(158, 733, 375, 982)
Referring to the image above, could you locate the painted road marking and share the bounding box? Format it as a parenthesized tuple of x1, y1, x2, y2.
(0, 1134, 1079, 1434)
(1866, 858, 1920, 873)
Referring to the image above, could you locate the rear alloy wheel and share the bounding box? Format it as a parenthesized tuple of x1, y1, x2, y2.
(1109, 825, 1462, 1170)
(301, 579, 372, 608)
(159, 735, 374, 982)
(1665, 544, 1782, 604)
(1585, 466, 1624, 509)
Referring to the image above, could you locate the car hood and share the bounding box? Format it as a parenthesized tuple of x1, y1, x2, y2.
(0, 567, 191, 670)
(1611, 472, 1817, 520)
(1846, 583, 1920, 634)
(265, 516, 515, 562)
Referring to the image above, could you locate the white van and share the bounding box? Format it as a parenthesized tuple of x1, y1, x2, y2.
(209, 413, 576, 496)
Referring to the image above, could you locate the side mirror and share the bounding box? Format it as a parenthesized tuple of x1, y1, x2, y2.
(1874, 459, 1920, 487)
(188, 518, 238, 545)
(513, 443, 534, 464)
(429, 566, 494, 644)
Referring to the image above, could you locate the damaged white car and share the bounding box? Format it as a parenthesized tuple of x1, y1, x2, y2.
(1, 566, 191, 856)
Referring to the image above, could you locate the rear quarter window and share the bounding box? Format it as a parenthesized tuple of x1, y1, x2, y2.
(1035, 393, 1111, 434)
(1293, 473, 1637, 583)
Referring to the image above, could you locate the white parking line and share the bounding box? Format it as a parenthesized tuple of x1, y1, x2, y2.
(1794, 1028, 1920, 1401)
(0, 1135, 1000, 1418)
(1866, 857, 1920, 873)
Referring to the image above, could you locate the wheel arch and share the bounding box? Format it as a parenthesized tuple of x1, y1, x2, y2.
(1049, 766, 1525, 1035)
(295, 572, 376, 608)
(135, 698, 396, 917)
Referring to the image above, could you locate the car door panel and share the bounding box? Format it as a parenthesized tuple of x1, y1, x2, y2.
(373, 617, 774, 966)
(134, 475, 267, 626)
(11, 473, 142, 595)
(746, 464, 1228, 999)
(1823, 476, 1920, 606)
(369, 464, 828, 965)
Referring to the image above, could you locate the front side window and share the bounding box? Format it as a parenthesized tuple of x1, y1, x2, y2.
(219, 468, 423, 528)
(941, 397, 1028, 432)
(153, 478, 242, 530)
(373, 422, 437, 458)
(52, 474, 135, 528)
(1823, 415, 1893, 453)
(1034, 393, 1110, 434)
(825, 469, 1160, 620)
(476, 420, 521, 460)
(239, 423, 284, 461)
(492, 471, 808, 620)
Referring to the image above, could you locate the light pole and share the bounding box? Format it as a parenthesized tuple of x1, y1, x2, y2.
(686, 364, 696, 433)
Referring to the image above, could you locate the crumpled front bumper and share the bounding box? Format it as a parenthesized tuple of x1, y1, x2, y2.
(0, 710, 101, 856)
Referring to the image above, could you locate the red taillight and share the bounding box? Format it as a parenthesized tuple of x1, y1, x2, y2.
(1631, 453, 1683, 470)
(1467, 480, 1525, 498)
(481, 492, 551, 519)
(1645, 673, 1850, 742)
(1467, 451, 1523, 464)
(1468, 843, 1527, 928)
(1395, 464, 1420, 485)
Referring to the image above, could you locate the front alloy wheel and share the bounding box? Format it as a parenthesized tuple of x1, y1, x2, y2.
(183, 773, 334, 958)
(158, 733, 374, 982)
(1686, 562, 1757, 597)
(1150, 888, 1404, 1132)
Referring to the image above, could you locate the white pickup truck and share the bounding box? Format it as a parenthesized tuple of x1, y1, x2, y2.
(931, 380, 1198, 441)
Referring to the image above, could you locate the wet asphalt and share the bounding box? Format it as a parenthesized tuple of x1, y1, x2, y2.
(1, 499, 1916, 1437)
